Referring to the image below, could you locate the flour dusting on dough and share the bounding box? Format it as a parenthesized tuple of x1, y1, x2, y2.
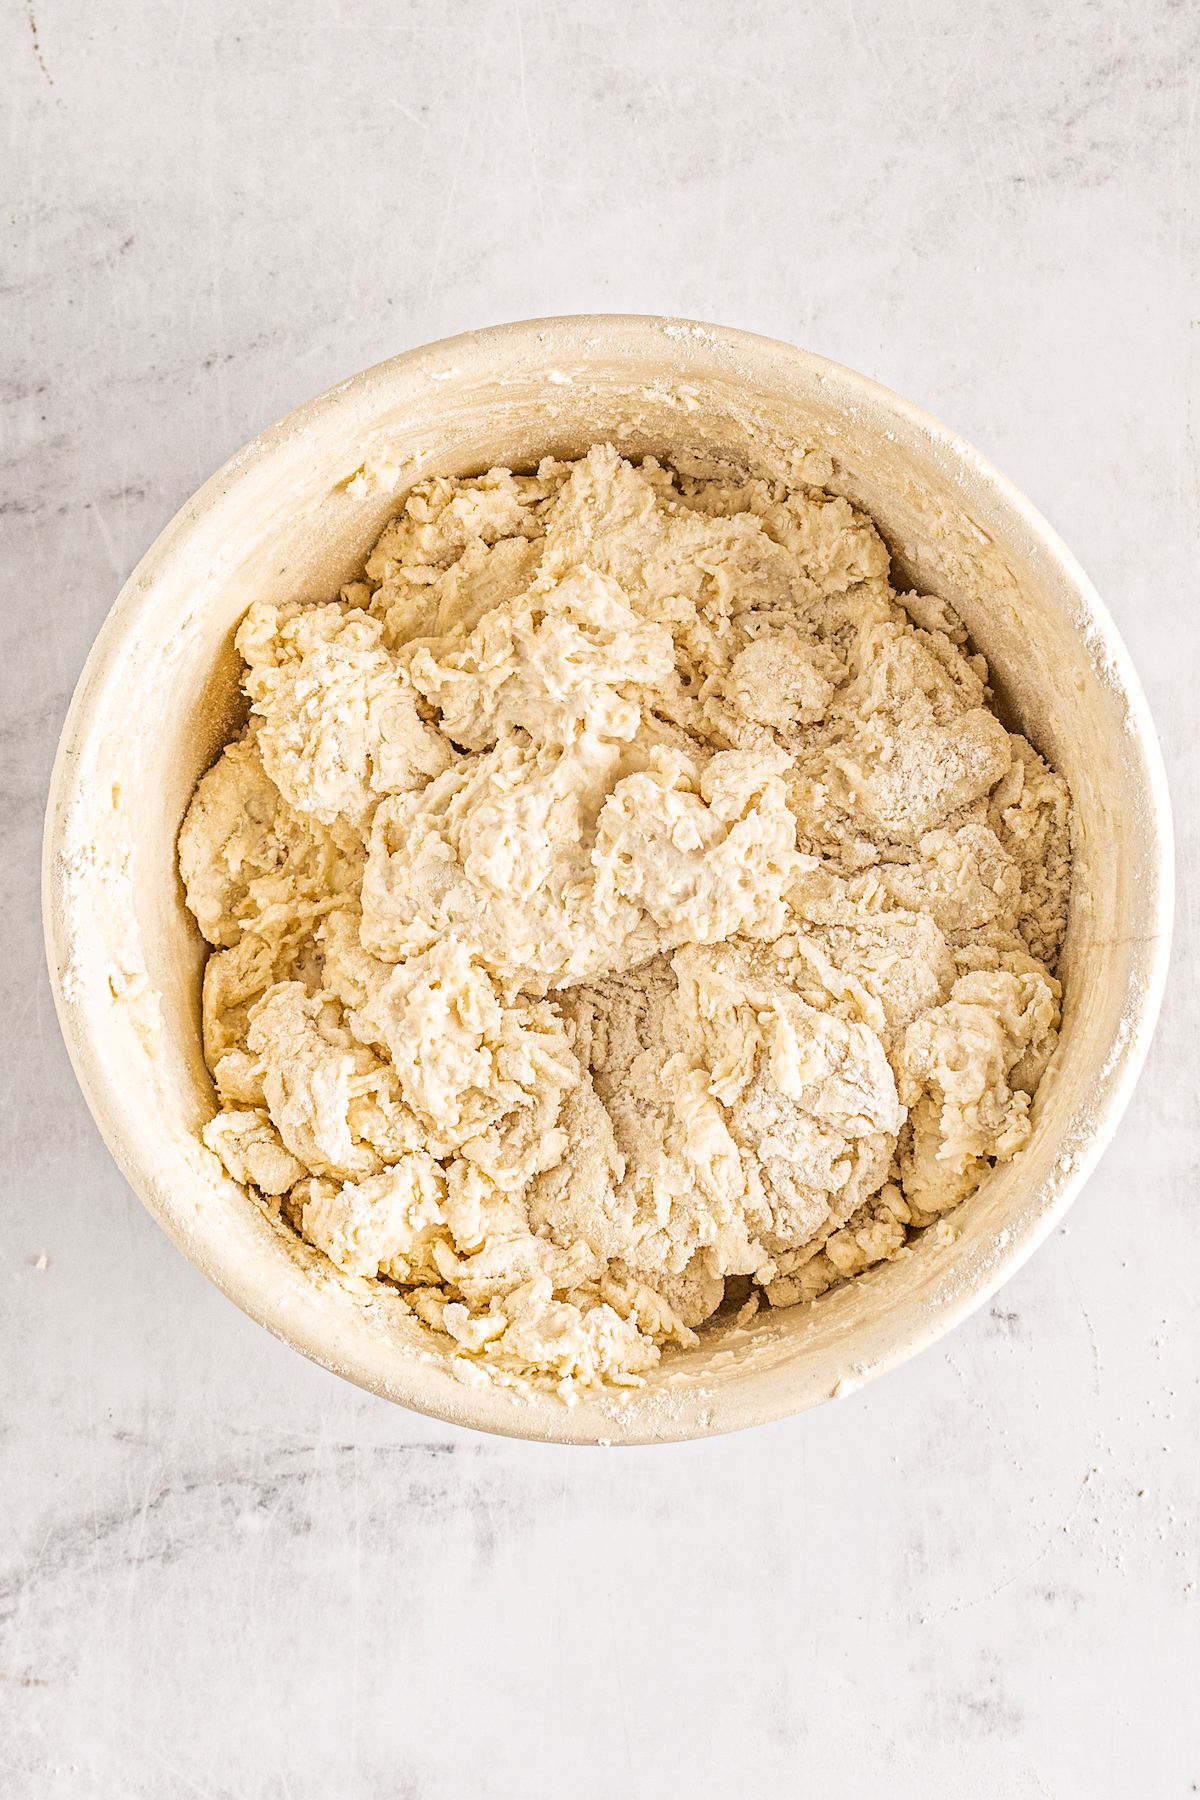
(180, 446, 1071, 1399)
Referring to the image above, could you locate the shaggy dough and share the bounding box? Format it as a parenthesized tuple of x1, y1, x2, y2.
(180, 445, 1071, 1400)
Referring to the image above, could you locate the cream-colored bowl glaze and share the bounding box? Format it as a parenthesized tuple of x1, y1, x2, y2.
(42, 317, 1173, 1444)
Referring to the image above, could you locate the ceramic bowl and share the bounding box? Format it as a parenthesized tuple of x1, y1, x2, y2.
(42, 316, 1173, 1443)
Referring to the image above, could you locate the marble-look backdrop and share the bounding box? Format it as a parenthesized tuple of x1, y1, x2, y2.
(4, 4, 1197, 1795)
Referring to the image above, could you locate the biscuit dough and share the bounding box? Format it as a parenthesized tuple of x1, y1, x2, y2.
(180, 445, 1071, 1400)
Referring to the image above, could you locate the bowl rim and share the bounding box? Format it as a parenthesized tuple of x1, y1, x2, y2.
(42, 313, 1176, 1444)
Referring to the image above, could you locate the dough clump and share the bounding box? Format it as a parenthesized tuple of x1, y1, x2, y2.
(180, 446, 1071, 1401)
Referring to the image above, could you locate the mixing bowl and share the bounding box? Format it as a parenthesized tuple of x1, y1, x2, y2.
(42, 316, 1173, 1444)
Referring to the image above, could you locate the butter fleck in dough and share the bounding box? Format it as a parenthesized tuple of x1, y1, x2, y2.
(181, 446, 1071, 1399)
